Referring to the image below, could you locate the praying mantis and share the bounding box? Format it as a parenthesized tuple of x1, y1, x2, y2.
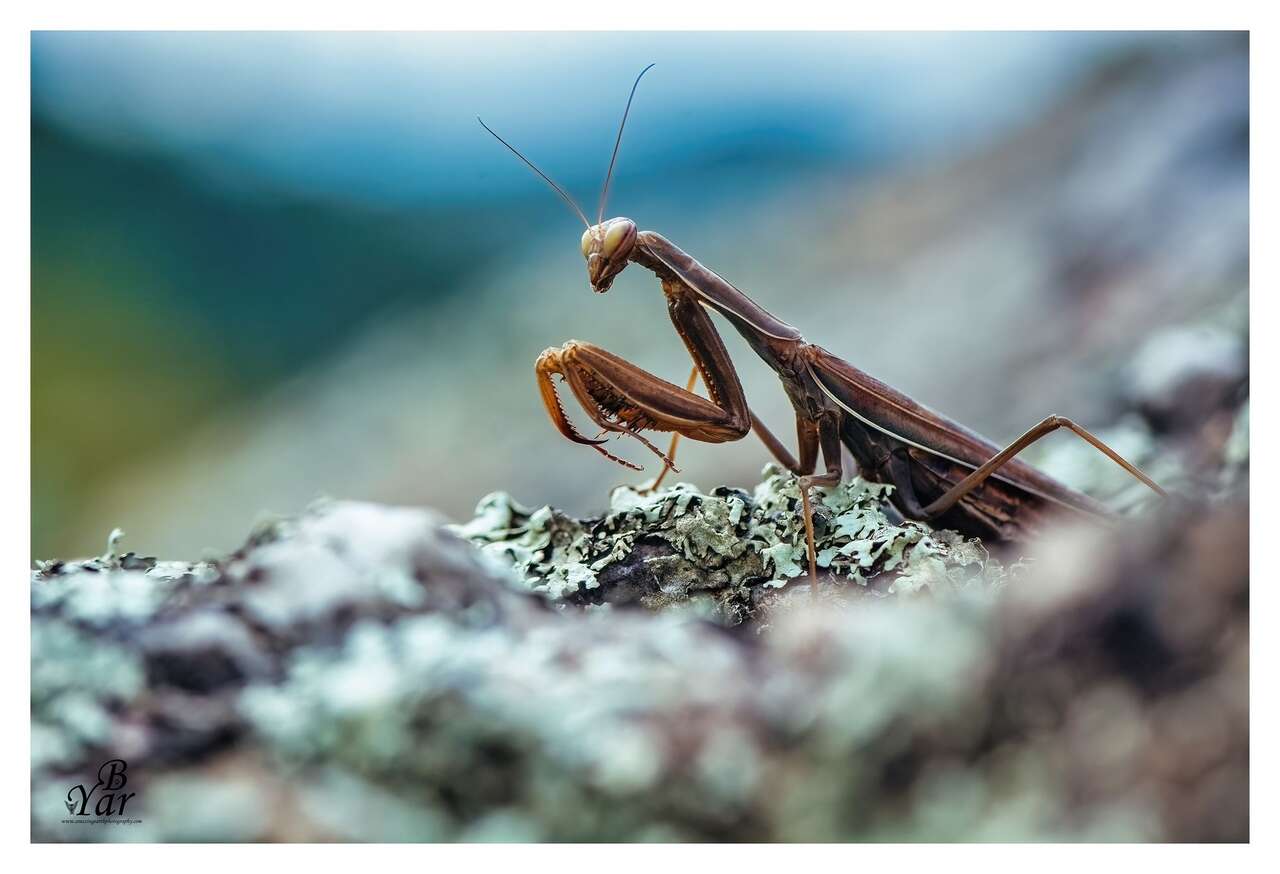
(480, 66, 1166, 592)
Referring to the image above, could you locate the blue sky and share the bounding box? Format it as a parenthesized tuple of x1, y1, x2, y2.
(32, 31, 1153, 203)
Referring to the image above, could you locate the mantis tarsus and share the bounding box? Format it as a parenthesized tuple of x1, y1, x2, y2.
(481, 66, 1166, 594)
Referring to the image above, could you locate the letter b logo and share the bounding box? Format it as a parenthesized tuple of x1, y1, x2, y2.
(98, 759, 128, 792)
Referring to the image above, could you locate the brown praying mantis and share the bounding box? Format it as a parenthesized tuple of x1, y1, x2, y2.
(480, 65, 1167, 591)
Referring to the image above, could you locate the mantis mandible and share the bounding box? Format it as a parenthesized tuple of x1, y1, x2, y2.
(480, 66, 1167, 593)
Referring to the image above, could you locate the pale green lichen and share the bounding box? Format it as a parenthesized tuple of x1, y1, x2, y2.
(30, 619, 147, 771)
(30, 530, 222, 782)
(31, 528, 219, 620)
(233, 585, 1003, 841)
(454, 465, 1010, 620)
(1220, 399, 1249, 491)
(31, 488, 1247, 842)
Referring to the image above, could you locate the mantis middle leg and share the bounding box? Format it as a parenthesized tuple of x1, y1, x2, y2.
(749, 410, 837, 593)
(794, 415, 843, 598)
(638, 365, 700, 493)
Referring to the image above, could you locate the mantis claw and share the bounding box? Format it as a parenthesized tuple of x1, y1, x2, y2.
(536, 352, 608, 447)
(537, 344, 688, 475)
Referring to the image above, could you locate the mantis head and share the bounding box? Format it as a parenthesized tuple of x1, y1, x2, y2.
(480, 64, 655, 291)
(581, 218, 637, 292)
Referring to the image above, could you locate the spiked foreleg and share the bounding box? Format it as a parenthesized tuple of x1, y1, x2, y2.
(533, 286, 752, 471)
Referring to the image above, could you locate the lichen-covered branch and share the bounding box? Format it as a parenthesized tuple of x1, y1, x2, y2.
(455, 465, 1015, 624)
(31, 470, 1248, 841)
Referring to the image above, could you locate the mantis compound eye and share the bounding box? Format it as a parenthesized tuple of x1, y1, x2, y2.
(601, 218, 636, 258)
(584, 219, 636, 292)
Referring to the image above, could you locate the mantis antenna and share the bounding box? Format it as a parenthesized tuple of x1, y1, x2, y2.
(597, 63, 655, 225)
(477, 116, 591, 228)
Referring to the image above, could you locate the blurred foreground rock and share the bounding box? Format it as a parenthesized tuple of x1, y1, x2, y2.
(32, 474, 1247, 842)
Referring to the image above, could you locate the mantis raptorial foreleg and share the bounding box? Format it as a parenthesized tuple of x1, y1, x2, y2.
(537, 276, 844, 592)
(535, 283, 752, 473)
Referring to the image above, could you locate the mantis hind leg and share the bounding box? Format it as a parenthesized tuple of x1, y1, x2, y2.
(921, 415, 1166, 518)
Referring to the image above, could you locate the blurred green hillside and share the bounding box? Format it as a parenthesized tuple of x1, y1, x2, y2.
(32, 118, 502, 556)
